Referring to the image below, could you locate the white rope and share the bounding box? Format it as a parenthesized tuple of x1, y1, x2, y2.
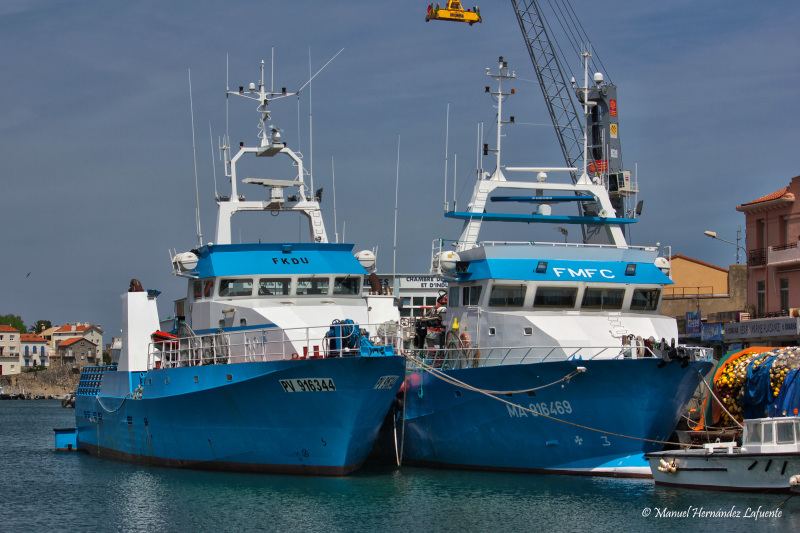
(95, 393, 131, 413)
(696, 370, 743, 429)
(405, 353, 704, 448)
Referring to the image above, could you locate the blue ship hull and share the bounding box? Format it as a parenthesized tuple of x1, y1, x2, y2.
(76, 355, 404, 475)
(396, 358, 712, 476)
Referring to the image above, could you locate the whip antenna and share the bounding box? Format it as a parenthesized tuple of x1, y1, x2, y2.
(189, 68, 202, 247)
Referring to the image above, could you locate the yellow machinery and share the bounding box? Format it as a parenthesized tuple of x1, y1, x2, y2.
(426, 1, 482, 25)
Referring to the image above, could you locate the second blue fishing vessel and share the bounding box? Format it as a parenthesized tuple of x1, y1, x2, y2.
(387, 57, 713, 477)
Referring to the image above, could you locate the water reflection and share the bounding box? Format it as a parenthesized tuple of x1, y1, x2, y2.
(1, 402, 798, 532)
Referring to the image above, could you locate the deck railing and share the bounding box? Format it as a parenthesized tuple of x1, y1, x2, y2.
(147, 321, 402, 369)
(405, 343, 712, 370)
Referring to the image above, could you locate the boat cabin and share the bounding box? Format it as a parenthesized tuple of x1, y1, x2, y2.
(742, 416, 800, 454)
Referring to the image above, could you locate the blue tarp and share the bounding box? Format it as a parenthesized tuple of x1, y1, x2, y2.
(770, 367, 800, 417)
(742, 354, 778, 419)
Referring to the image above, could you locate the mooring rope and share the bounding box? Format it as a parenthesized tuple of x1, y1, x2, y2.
(404, 353, 705, 449)
(95, 393, 131, 413)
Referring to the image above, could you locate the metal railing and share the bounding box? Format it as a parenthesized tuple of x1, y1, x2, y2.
(748, 248, 767, 266)
(664, 286, 716, 298)
(147, 321, 402, 370)
(405, 343, 712, 370)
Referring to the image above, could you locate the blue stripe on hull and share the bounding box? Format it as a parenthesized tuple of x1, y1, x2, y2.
(399, 358, 711, 476)
(75, 356, 404, 475)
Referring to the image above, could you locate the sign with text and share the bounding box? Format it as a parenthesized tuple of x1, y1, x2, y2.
(686, 311, 701, 337)
(723, 317, 800, 340)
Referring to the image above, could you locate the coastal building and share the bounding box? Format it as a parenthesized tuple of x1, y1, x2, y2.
(37, 325, 56, 349)
(20, 333, 49, 368)
(736, 175, 800, 317)
(54, 337, 100, 367)
(366, 274, 447, 319)
(719, 174, 800, 347)
(51, 323, 104, 354)
(0, 325, 21, 375)
(660, 256, 746, 356)
(662, 255, 747, 321)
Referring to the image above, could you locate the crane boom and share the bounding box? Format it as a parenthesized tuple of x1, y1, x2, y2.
(511, 0, 632, 243)
(511, 0, 584, 184)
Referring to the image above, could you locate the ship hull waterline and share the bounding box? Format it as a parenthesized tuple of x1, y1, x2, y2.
(388, 357, 712, 478)
(76, 355, 405, 476)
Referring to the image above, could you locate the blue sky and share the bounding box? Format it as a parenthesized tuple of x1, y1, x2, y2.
(1, 0, 798, 339)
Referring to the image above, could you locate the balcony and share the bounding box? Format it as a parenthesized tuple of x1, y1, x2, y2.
(748, 248, 766, 267)
(768, 242, 800, 266)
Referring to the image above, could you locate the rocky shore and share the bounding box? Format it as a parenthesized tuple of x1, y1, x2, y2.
(0, 365, 80, 399)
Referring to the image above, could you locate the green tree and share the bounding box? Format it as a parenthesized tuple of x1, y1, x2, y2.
(0, 314, 27, 333)
(32, 319, 52, 333)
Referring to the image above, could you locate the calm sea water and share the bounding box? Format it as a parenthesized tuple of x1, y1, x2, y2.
(2, 400, 798, 533)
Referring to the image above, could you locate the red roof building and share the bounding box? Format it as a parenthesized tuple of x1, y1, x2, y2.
(736, 175, 800, 317)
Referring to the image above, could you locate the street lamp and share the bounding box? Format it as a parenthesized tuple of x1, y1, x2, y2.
(555, 226, 568, 243)
(704, 230, 745, 264)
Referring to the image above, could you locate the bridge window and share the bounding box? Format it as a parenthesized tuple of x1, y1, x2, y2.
(258, 278, 291, 296)
(194, 279, 214, 299)
(297, 277, 329, 295)
(489, 285, 526, 307)
(333, 276, 361, 295)
(462, 285, 482, 306)
(219, 278, 253, 297)
(630, 288, 660, 311)
(533, 287, 577, 308)
(581, 288, 624, 310)
(449, 286, 460, 307)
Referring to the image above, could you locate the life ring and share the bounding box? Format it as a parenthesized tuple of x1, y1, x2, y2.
(459, 332, 471, 355)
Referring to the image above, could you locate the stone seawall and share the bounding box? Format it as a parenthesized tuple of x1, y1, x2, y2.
(0, 365, 81, 398)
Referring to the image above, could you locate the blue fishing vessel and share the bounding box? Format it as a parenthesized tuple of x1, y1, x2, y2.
(389, 57, 713, 477)
(68, 60, 404, 475)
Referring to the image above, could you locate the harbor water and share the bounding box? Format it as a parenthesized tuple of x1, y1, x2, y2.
(3, 400, 798, 532)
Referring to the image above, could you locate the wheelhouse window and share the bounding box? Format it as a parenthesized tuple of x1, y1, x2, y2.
(449, 286, 460, 307)
(219, 278, 253, 297)
(297, 277, 329, 295)
(258, 278, 291, 296)
(630, 288, 660, 311)
(581, 288, 624, 310)
(533, 287, 577, 308)
(489, 285, 526, 307)
(193, 278, 214, 299)
(333, 276, 360, 295)
(462, 285, 482, 306)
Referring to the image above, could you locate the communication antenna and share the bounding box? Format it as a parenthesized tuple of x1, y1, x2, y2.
(308, 48, 314, 195)
(188, 68, 202, 247)
(393, 136, 401, 296)
(453, 153, 457, 211)
(332, 156, 339, 243)
(209, 122, 218, 199)
(443, 103, 449, 212)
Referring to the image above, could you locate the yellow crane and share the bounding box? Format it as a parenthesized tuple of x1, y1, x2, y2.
(426, 1, 482, 25)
